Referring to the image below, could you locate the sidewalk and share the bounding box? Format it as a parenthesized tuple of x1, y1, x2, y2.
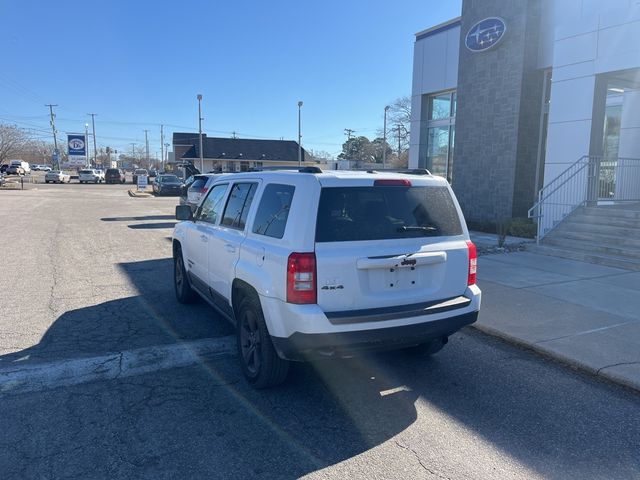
(475, 250, 640, 392)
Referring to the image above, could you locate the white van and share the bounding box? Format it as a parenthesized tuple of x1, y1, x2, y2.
(7, 160, 30, 175)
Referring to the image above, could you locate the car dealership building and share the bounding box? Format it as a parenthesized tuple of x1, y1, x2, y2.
(409, 0, 640, 232)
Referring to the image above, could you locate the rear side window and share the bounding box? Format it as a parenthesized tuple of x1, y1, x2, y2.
(252, 184, 295, 239)
(315, 185, 462, 242)
(190, 179, 207, 190)
(221, 183, 258, 230)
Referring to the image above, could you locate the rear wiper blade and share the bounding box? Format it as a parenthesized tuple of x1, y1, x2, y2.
(397, 226, 438, 234)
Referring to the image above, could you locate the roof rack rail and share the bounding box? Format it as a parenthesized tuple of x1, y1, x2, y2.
(247, 166, 323, 174)
(357, 168, 431, 176)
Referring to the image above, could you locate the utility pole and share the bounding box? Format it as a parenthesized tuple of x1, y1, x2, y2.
(45, 104, 58, 150)
(144, 129, 150, 168)
(88, 113, 98, 166)
(383, 106, 390, 169)
(164, 143, 170, 167)
(160, 125, 164, 172)
(231, 131, 237, 139)
(344, 128, 355, 141)
(45, 104, 59, 169)
(197, 94, 204, 172)
(297, 101, 303, 167)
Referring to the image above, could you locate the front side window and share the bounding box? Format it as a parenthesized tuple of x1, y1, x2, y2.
(252, 184, 295, 239)
(221, 183, 258, 230)
(198, 184, 228, 224)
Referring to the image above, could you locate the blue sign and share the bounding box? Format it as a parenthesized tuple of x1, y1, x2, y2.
(67, 134, 86, 156)
(465, 17, 506, 52)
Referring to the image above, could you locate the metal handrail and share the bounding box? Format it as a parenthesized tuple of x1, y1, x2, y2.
(529, 155, 640, 243)
(527, 155, 589, 219)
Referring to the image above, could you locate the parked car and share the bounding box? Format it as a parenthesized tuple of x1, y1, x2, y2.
(105, 168, 126, 184)
(0, 173, 5, 187)
(78, 169, 103, 184)
(0, 164, 8, 174)
(132, 168, 148, 184)
(172, 168, 481, 388)
(44, 171, 71, 183)
(180, 174, 221, 212)
(153, 174, 184, 196)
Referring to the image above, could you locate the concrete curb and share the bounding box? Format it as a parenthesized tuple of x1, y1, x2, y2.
(0, 336, 236, 396)
(128, 189, 153, 198)
(472, 323, 640, 394)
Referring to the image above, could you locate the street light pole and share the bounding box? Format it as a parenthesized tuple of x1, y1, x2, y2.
(297, 101, 303, 167)
(197, 94, 204, 172)
(383, 105, 390, 169)
(87, 114, 98, 166)
(85, 123, 90, 167)
(160, 124, 164, 172)
(164, 143, 170, 170)
(144, 129, 150, 168)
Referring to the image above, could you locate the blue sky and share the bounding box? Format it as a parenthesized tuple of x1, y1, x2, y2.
(0, 0, 461, 158)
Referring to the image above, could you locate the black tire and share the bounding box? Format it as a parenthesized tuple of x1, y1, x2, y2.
(174, 248, 197, 304)
(236, 295, 289, 388)
(403, 337, 448, 356)
(45, 180, 49, 184)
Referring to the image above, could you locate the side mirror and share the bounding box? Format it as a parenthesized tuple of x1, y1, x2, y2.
(175, 205, 194, 221)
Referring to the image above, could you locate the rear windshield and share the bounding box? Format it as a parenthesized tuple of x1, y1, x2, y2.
(79, 170, 93, 174)
(106, 169, 119, 174)
(135, 169, 147, 174)
(190, 179, 206, 189)
(315, 185, 463, 242)
(160, 175, 179, 182)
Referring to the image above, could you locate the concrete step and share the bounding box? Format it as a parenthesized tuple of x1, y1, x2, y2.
(558, 220, 640, 237)
(528, 245, 640, 271)
(544, 236, 640, 260)
(581, 206, 640, 220)
(551, 228, 640, 249)
(568, 213, 640, 230)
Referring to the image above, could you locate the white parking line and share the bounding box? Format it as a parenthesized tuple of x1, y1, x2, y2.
(0, 336, 236, 396)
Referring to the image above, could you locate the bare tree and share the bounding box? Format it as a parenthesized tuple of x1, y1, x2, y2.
(0, 124, 28, 165)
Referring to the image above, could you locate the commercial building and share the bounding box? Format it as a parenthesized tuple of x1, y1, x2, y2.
(410, 0, 640, 240)
(171, 133, 310, 173)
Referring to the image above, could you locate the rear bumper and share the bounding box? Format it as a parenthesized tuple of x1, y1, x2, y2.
(271, 310, 478, 360)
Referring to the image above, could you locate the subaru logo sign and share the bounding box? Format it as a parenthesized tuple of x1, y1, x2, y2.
(465, 17, 506, 52)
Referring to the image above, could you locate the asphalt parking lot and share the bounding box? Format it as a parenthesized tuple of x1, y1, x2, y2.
(1, 183, 639, 479)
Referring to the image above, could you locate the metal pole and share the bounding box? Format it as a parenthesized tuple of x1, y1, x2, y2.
(160, 125, 164, 172)
(197, 94, 204, 172)
(85, 124, 90, 167)
(298, 101, 303, 166)
(397, 124, 402, 163)
(382, 105, 389, 168)
(144, 129, 150, 168)
(130, 143, 136, 167)
(88, 113, 98, 165)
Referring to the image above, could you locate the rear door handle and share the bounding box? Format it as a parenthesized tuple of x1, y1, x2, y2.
(225, 243, 236, 253)
(200, 234, 208, 243)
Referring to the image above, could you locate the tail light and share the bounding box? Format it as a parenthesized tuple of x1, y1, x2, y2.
(373, 179, 412, 187)
(466, 240, 477, 286)
(287, 252, 317, 304)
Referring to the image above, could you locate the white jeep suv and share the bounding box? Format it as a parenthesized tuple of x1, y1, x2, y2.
(172, 168, 481, 387)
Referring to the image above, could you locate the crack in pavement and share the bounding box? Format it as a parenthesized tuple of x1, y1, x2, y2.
(597, 361, 640, 374)
(394, 440, 452, 479)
